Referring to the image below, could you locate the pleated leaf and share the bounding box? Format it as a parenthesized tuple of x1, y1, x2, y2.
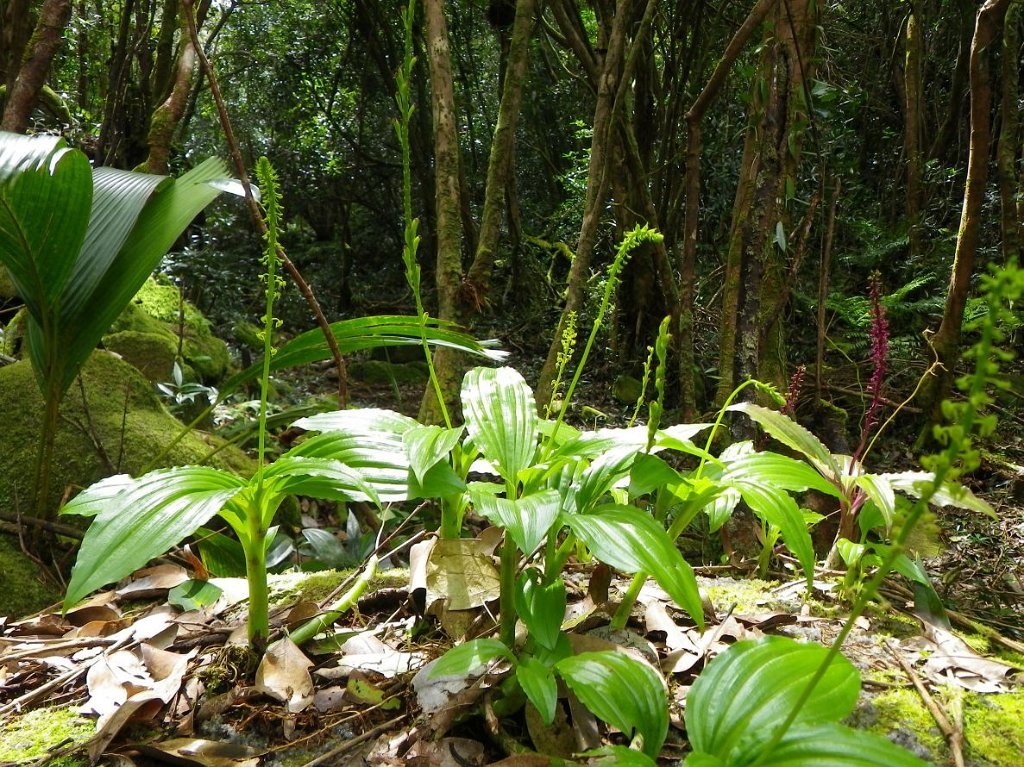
(556, 651, 668, 758)
(728, 402, 841, 480)
(565, 506, 703, 628)
(685, 636, 859, 763)
(472, 488, 561, 554)
(461, 367, 538, 484)
(63, 467, 247, 608)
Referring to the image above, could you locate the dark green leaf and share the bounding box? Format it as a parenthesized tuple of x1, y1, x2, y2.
(514, 568, 566, 652)
(516, 656, 558, 725)
(167, 579, 223, 610)
(565, 506, 703, 628)
(404, 424, 463, 484)
(472, 489, 561, 554)
(556, 651, 668, 758)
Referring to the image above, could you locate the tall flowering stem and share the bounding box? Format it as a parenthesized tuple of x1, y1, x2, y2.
(854, 272, 889, 462)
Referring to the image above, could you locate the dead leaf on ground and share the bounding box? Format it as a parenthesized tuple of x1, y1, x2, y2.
(133, 737, 262, 767)
(406, 737, 485, 766)
(900, 625, 1019, 692)
(254, 637, 314, 713)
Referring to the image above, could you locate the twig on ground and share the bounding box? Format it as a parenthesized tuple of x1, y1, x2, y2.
(887, 642, 964, 767)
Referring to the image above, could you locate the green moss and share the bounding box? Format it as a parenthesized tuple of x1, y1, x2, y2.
(964, 690, 1024, 766)
(0, 707, 92, 764)
(0, 535, 60, 618)
(103, 329, 186, 383)
(268, 568, 410, 605)
(108, 277, 230, 383)
(702, 577, 782, 614)
(0, 351, 253, 518)
(859, 687, 947, 763)
(612, 374, 643, 404)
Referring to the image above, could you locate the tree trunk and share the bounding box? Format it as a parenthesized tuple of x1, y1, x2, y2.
(419, 0, 467, 423)
(904, 0, 925, 260)
(535, 0, 635, 408)
(928, 0, 976, 161)
(681, 0, 779, 418)
(997, 0, 1021, 264)
(919, 0, 1012, 431)
(714, 0, 817, 407)
(143, 1, 211, 174)
(1, 0, 33, 88)
(0, 0, 72, 133)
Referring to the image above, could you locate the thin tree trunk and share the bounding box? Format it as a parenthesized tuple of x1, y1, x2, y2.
(143, 1, 210, 173)
(928, 0, 976, 161)
(1, 0, 33, 87)
(681, 0, 778, 417)
(919, 0, 1012, 430)
(0, 0, 72, 132)
(535, 0, 635, 408)
(466, 0, 537, 298)
(997, 0, 1021, 264)
(905, 0, 925, 260)
(419, 0, 466, 423)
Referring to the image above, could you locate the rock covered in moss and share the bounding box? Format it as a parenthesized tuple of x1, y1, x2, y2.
(0, 535, 60, 618)
(0, 350, 252, 518)
(105, 276, 230, 383)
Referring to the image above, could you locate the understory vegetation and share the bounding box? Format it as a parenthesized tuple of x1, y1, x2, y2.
(1, 0, 1023, 765)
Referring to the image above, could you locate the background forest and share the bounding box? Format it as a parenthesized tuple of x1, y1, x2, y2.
(4, 0, 1021, 426)
(1, 0, 1024, 766)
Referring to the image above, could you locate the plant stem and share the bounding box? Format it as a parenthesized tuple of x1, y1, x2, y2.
(245, 502, 269, 654)
(289, 556, 378, 646)
(499, 479, 519, 647)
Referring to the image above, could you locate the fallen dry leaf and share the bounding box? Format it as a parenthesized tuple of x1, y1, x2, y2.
(133, 737, 262, 767)
(255, 636, 314, 712)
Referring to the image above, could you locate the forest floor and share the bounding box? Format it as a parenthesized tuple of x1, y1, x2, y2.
(2, 360, 1023, 767)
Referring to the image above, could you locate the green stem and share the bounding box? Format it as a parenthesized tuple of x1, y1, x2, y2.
(32, 390, 61, 522)
(289, 556, 379, 646)
(244, 513, 270, 654)
(498, 533, 518, 648)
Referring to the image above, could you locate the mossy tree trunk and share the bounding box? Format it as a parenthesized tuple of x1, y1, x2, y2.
(0, 0, 72, 133)
(714, 0, 818, 408)
(997, 0, 1021, 265)
(420, 0, 538, 422)
(919, 0, 1013, 431)
(535, 0, 636, 408)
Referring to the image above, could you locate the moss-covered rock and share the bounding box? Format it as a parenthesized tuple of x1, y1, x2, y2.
(0, 351, 252, 518)
(0, 535, 60, 618)
(107, 277, 231, 383)
(0, 706, 92, 764)
(103, 329, 188, 383)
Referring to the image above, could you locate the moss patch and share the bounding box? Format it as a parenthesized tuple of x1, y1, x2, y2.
(0, 707, 92, 764)
(855, 687, 947, 763)
(268, 568, 410, 605)
(0, 351, 252, 518)
(103, 329, 185, 383)
(0, 535, 60, 618)
(964, 690, 1024, 766)
(108, 277, 230, 383)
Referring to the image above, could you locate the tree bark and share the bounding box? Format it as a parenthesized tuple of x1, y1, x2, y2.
(928, 0, 976, 161)
(419, 0, 467, 423)
(904, 0, 925, 260)
(681, 0, 778, 418)
(0, 0, 72, 133)
(919, 0, 1012, 430)
(535, 0, 635, 408)
(997, 0, 1021, 264)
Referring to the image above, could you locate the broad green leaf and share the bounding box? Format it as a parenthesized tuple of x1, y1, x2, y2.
(514, 568, 566, 652)
(556, 651, 668, 758)
(721, 450, 841, 498)
(196, 527, 247, 577)
(548, 423, 712, 463)
(730, 481, 816, 587)
(516, 656, 558, 725)
(63, 467, 247, 608)
(728, 402, 841, 480)
(705, 486, 740, 532)
(59, 474, 137, 517)
(736, 722, 928, 766)
(461, 367, 538, 484)
(880, 471, 996, 518)
(428, 638, 514, 678)
(471, 488, 561, 554)
(293, 407, 419, 436)
(686, 636, 859, 763)
(262, 456, 380, 514)
(403, 424, 463, 484)
(285, 427, 411, 502)
(854, 474, 896, 529)
(0, 137, 92, 317)
(57, 157, 230, 395)
(565, 506, 704, 628)
(575, 446, 641, 513)
(628, 454, 682, 498)
(586, 746, 659, 767)
(168, 579, 223, 610)
(220, 316, 507, 397)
